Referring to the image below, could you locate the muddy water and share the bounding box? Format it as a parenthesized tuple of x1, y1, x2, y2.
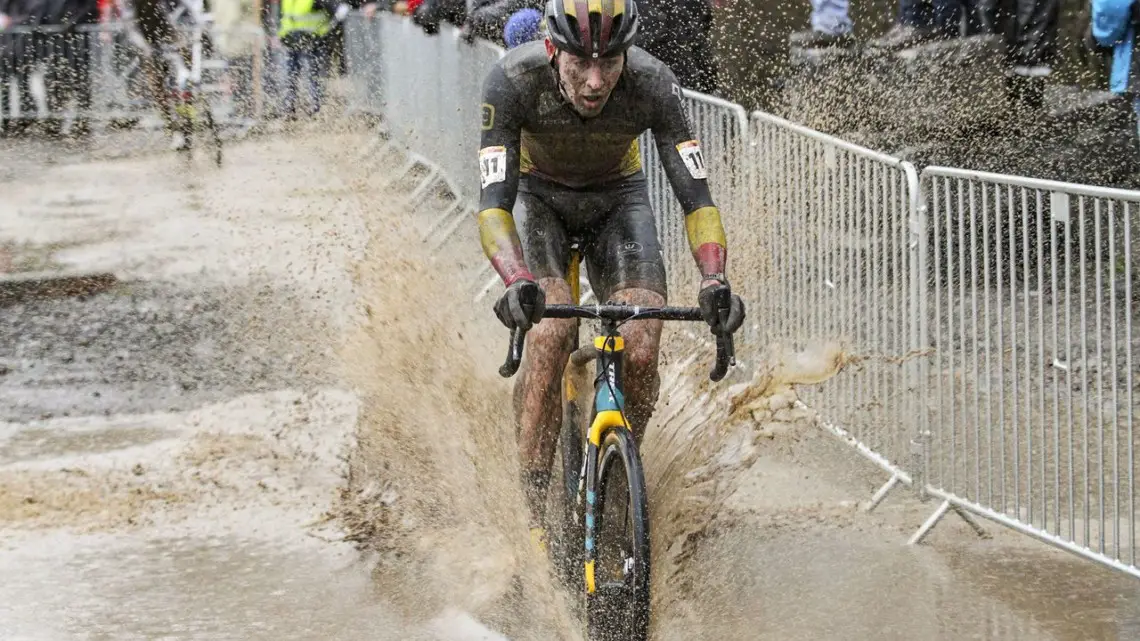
(326, 126, 1140, 640)
(0, 129, 511, 640)
(2, 125, 1137, 641)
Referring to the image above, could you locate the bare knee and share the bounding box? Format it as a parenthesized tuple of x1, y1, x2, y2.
(608, 288, 664, 377)
(624, 333, 660, 376)
(528, 317, 576, 363)
(521, 277, 576, 378)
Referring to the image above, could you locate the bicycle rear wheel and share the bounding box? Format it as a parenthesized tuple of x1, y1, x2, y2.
(587, 427, 650, 641)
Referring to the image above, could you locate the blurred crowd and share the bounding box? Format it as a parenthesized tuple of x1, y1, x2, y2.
(0, 0, 100, 134)
(2, 0, 1139, 143)
(382, 0, 719, 92)
(792, 0, 1059, 111)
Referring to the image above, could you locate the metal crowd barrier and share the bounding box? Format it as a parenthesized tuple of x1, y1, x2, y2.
(746, 110, 925, 510)
(641, 90, 748, 305)
(368, 14, 502, 199)
(912, 167, 1139, 578)
(339, 15, 1140, 582)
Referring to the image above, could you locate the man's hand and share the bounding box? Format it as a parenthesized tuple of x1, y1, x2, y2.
(334, 3, 351, 22)
(495, 279, 546, 332)
(698, 279, 745, 335)
(0, 13, 12, 30)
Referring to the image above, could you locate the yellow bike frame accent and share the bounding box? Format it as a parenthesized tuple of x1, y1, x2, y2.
(588, 410, 626, 447)
(585, 559, 597, 593)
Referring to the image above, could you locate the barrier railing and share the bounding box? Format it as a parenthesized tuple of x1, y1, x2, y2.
(365, 14, 502, 200)
(746, 110, 925, 510)
(912, 167, 1139, 578)
(640, 90, 748, 305)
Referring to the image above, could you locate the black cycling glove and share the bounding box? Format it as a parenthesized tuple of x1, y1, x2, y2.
(698, 280, 745, 335)
(495, 279, 546, 332)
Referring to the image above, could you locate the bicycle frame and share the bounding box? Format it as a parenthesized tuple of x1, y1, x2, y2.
(563, 246, 631, 596)
(495, 241, 735, 608)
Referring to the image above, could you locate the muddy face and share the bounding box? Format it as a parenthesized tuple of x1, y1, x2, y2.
(554, 50, 624, 118)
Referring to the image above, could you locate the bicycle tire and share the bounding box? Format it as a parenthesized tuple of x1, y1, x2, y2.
(200, 101, 222, 167)
(549, 396, 583, 593)
(560, 398, 583, 508)
(587, 427, 650, 641)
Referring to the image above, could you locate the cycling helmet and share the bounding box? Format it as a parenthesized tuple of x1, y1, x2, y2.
(544, 0, 639, 59)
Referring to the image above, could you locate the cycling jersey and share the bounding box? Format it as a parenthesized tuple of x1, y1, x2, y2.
(476, 41, 728, 289)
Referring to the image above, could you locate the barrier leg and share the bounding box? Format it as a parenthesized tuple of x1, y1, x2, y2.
(908, 499, 989, 545)
(865, 473, 902, 512)
(908, 499, 950, 545)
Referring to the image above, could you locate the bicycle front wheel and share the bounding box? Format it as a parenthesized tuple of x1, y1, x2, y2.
(587, 427, 650, 641)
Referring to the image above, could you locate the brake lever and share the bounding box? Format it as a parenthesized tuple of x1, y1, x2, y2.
(499, 326, 526, 378)
(708, 303, 736, 382)
(710, 330, 734, 382)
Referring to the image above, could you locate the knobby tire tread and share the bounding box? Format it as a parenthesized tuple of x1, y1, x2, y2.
(589, 427, 650, 641)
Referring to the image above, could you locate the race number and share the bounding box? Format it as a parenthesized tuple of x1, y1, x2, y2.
(676, 140, 708, 180)
(479, 146, 507, 188)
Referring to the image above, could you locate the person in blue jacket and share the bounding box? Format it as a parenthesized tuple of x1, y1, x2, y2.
(502, 6, 541, 48)
(1091, 0, 1138, 96)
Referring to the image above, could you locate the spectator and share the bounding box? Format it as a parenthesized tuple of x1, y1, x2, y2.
(789, 0, 854, 48)
(974, 0, 1059, 110)
(870, 0, 961, 49)
(502, 6, 540, 48)
(0, 0, 44, 131)
(464, 0, 538, 45)
(1089, 0, 1137, 108)
(637, 0, 718, 93)
(277, 0, 349, 117)
(409, 0, 463, 34)
(326, 0, 370, 76)
(41, 0, 99, 136)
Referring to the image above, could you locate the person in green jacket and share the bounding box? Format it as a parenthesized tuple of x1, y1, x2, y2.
(277, 0, 347, 116)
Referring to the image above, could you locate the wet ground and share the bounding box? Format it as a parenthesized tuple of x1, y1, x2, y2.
(2, 125, 1138, 640)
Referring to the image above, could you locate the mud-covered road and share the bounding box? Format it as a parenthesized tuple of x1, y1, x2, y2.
(2, 125, 1138, 641)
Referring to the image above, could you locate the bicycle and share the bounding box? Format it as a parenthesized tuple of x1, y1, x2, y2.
(499, 243, 737, 641)
(162, 17, 222, 165)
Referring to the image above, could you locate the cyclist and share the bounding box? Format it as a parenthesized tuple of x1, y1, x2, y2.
(476, 0, 746, 550)
(113, 0, 204, 149)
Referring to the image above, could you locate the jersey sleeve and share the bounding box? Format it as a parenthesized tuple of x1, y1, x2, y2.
(649, 68, 728, 285)
(476, 63, 534, 286)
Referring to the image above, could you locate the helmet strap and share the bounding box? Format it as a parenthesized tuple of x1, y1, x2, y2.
(550, 52, 573, 106)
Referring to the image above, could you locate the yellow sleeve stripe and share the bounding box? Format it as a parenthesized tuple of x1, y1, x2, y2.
(684, 206, 726, 249)
(477, 208, 519, 259)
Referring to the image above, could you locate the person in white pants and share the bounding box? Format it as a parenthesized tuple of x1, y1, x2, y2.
(789, 0, 854, 48)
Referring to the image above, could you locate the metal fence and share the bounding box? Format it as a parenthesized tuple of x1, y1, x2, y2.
(911, 167, 1138, 577)
(353, 14, 503, 200)
(746, 110, 925, 510)
(641, 90, 748, 306)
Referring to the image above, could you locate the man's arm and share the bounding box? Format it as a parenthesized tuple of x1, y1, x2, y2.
(650, 69, 727, 286)
(477, 63, 533, 286)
